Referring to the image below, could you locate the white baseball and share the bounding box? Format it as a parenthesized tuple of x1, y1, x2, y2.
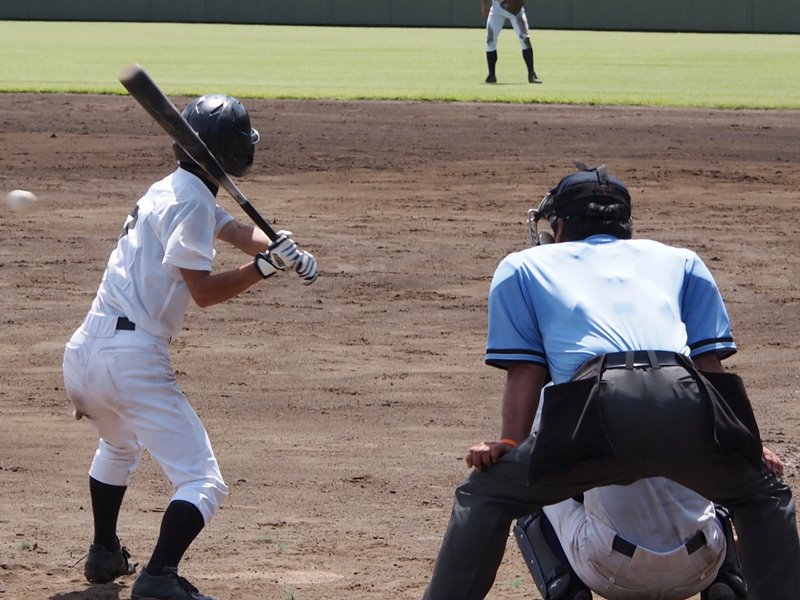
(6, 189, 38, 210)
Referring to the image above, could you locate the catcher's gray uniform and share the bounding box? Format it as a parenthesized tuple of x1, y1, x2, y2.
(542, 480, 727, 599)
(512, 390, 748, 600)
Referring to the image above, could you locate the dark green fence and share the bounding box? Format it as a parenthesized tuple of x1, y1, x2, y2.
(1, 0, 797, 33)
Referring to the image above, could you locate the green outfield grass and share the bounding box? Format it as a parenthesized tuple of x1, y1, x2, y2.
(0, 21, 798, 109)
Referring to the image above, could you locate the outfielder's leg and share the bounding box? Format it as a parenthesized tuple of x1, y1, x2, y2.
(511, 9, 541, 83)
(486, 51, 498, 83)
(484, 6, 504, 83)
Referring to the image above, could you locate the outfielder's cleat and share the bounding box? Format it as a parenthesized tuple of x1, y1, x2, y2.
(485, 74, 497, 84)
(131, 567, 218, 600)
(84, 541, 136, 583)
(528, 71, 542, 84)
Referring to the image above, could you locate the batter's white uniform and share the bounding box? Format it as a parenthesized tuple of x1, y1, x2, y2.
(63, 168, 233, 524)
(485, 0, 532, 52)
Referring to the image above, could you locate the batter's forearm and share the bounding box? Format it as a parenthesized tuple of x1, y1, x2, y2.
(218, 220, 271, 255)
(180, 264, 264, 308)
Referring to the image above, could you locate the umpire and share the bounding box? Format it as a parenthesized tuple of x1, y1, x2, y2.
(422, 162, 800, 600)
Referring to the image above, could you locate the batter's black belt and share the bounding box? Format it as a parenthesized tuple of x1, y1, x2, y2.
(602, 350, 683, 370)
(612, 530, 706, 558)
(115, 316, 136, 331)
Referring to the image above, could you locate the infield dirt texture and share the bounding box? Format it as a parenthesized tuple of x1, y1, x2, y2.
(1, 94, 798, 599)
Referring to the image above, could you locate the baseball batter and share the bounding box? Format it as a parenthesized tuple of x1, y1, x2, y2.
(481, 0, 541, 84)
(63, 94, 317, 600)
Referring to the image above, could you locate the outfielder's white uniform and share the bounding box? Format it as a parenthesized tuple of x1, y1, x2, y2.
(63, 168, 233, 524)
(485, 0, 531, 52)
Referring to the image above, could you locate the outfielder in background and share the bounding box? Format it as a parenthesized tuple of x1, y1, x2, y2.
(422, 162, 800, 600)
(481, 0, 541, 84)
(63, 94, 317, 600)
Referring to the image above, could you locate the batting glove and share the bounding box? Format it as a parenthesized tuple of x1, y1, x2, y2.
(268, 230, 301, 267)
(293, 251, 318, 285)
(254, 252, 284, 279)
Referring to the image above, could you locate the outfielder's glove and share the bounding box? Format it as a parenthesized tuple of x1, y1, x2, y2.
(500, 0, 524, 14)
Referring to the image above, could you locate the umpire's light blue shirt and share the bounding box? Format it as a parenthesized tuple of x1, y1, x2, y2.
(485, 235, 735, 384)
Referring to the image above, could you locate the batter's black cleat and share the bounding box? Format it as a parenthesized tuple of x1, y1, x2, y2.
(84, 541, 136, 583)
(131, 567, 218, 600)
(485, 74, 497, 84)
(529, 71, 542, 84)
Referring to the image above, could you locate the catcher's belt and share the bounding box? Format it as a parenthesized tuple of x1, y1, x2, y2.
(500, 0, 524, 14)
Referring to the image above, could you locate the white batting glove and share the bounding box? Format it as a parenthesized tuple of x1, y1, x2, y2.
(254, 252, 284, 279)
(267, 230, 301, 267)
(293, 251, 318, 285)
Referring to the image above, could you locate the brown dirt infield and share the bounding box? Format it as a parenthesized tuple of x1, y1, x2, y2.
(1, 93, 798, 600)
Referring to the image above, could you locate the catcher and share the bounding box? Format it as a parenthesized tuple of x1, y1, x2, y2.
(481, 0, 541, 84)
(514, 391, 788, 600)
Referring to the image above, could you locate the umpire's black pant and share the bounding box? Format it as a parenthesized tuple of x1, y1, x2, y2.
(423, 362, 800, 600)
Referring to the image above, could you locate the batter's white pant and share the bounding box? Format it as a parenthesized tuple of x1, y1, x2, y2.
(63, 312, 228, 524)
(544, 499, 725, 600)
(485, 0, 532, 52)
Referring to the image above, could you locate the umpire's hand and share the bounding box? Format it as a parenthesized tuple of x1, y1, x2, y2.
(763, 446, 785, 476)
(466, 440, 515, 470)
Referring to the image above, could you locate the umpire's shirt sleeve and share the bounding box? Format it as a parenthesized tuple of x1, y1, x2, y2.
(485, 253, 547, 370)
(680, 250, 737, 359)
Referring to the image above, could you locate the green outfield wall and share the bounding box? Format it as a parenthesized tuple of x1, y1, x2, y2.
(1, 0, 797, 33)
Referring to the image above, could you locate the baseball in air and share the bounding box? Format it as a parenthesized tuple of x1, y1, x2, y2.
(5, 189, 38, 211)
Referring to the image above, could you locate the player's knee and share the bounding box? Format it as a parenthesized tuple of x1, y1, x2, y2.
(89, 441, 143, 486)
(173, 478, 229, 525)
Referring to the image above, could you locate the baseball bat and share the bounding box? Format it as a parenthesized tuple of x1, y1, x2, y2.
(118, 63, 278, 241)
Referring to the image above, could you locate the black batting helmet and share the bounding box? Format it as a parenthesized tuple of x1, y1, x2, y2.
(528, 161, 632, 245)
(174, 94, 260, 178)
